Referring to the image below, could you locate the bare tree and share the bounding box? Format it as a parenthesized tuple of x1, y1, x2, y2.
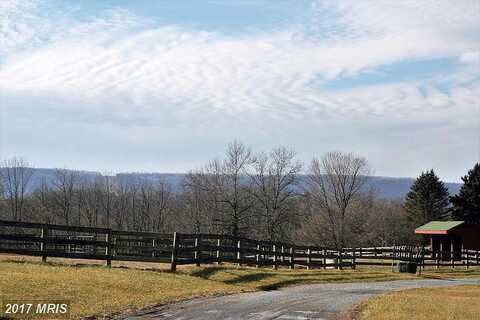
(361, 198, 416, 246)
(0, 157, 34, 221)
(303, 151, 370, 249)
(111, 180, 131, 230)
(152, 181, 173, 232)
(78, 179, 96, 227)
(137, 180, 154, 231)
(128, 180, 141, 231)
(122, 178, 172, 232)
(0, 177, 4, 219)
(188, 141, 256, 237)
(99, 174, 115, 228)
(182, 172, 215, 234)
(250, 147, 302, 241)
(31, 178, 56, 224)
(52, 169, 80, 225)
(0, 177, 4, 200)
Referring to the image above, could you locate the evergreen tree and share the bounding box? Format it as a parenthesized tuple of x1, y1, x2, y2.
(405, 170, 450, 226)
(450, 163, 480, 223)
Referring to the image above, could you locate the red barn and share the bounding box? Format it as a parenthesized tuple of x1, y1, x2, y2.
(415, 221, 480, 259)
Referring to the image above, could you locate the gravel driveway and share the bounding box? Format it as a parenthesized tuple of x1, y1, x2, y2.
(119, 278, 480, 320)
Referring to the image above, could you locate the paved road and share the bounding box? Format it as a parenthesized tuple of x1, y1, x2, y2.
(120, 278, 480, 320)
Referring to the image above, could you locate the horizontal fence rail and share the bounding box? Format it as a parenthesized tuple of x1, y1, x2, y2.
(1, 220, 479, 272)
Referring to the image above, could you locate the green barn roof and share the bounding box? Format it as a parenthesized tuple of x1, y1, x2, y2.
(415, 221, 464, 233)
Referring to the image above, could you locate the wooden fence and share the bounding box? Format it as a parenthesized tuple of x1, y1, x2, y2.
(1, 220, 479, 272)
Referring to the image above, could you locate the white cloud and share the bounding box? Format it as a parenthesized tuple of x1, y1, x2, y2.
(1, 0, 479, 180)
(1, 5, 478, 116)
(460, 51, 480, 64)
(310, 0, 480, 42)
(0, 0, 142, 60)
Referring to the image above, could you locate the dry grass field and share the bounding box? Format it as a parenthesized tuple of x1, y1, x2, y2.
(180, 265, 418, 291)
(359, 285, 480, 320)
(0, 260, 241, 319)
(1, 254, 480, 319)
(0, 254, 416, 319)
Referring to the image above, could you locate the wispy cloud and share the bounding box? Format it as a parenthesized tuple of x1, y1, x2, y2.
(0, 0, 142, 59)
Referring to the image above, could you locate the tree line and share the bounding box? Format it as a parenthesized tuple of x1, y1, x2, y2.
(404, 164, 480, 226)
(1, 141, 479, 248)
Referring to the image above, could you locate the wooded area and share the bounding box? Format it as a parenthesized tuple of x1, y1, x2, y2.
(0, 144, 421, 249)
(2, 143, 478, 251)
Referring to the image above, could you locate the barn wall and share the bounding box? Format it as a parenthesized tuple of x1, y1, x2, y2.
(451, 225, 480, 251)
(416, 223, 480, 256)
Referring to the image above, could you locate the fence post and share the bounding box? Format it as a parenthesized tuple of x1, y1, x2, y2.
(352, 247, 356, 270)
(391, 244, 396, 272)
(40, 227, 48, 263)
(273, 244, 278, 270)
(194, 237, 200, 267)
(93, 234, 97, 255)
(477, 250, 479, 266)
(290, 246, 295, 269)
(323, 248, 327, 270)
(338, 248, 343, 270)
(152, 239, 156, 258)
(256, 244, 260, 268)
(237, 239, 241, 266)
(67, 235, 72, 254)
(307, 248, 311, 270)
(462, 245, 468, 270)
(105, 231, 111, 267)
(281, 245, 285, 264)
(170, 232, 178, 272)
(112, 235, 116, 257)
(216, 237, 221, 265)
(451, 241, 455, 269)
(438, 241, 443, 269)
(418, 246, 424, 275)
(422, 246, 426, 271)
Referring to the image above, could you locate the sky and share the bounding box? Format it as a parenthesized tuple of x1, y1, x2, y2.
(0, 0, 479, 182)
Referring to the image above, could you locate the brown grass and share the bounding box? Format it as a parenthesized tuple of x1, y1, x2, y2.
(180, 265, 418, 291)
(1, 254, 479, 319)
(420, 267, 480, 279)
(358, 285, 480, 320)
(0, 260, 241, 319)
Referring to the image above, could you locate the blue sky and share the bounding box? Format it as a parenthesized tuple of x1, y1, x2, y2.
(0, 0, 479, 181)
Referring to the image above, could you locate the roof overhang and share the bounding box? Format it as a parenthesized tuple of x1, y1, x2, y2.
(415, 230, 449, 235)
(414, 221, 465, 235)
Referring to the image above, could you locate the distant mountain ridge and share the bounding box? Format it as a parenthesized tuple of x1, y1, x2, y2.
(1, 168, 462, 199)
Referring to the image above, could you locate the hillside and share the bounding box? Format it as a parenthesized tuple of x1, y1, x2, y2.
(1, 168, 461, 199)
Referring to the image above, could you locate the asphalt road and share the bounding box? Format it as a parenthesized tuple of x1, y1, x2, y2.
(120, 278, 480, 320)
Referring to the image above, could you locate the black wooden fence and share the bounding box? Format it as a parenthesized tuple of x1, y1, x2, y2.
(1, 220, 479, 272)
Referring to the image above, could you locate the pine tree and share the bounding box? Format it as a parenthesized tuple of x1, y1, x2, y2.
(405, 170, 450, 227)
(450, 163, 480, 224)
